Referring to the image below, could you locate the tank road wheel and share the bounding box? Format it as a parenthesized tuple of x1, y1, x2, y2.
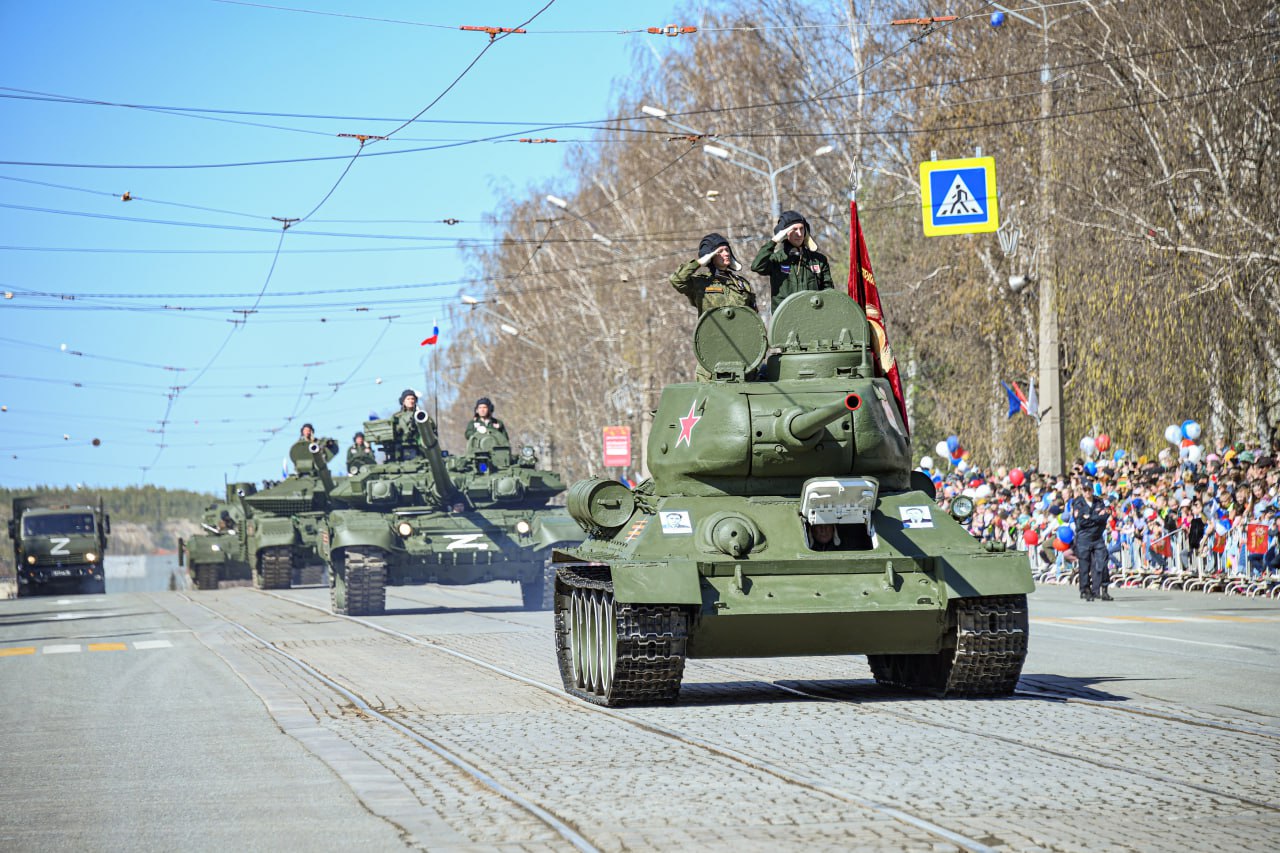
(553, 565, 689, 707)
(192, 563, 219, 591)
(254, 546, 294, 590)
(868, 595, 1029, 697)
(519, 559, 556, 611)
(332, 547, 387, 617)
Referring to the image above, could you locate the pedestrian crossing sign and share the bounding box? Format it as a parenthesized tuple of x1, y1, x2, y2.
(920, 156, 999, 236)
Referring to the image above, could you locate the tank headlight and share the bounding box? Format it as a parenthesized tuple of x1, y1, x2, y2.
(26, 555, 36, 565)
(85, 552, 97, 563)
(396, 521, 414, 537)
(515, 519, 532, 535)
(521, 446, 536, 458)
(950, 495, 975, 521)
(211, 543, 221, 552)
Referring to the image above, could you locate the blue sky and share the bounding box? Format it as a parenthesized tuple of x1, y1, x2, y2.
(0, 0, 698, 492)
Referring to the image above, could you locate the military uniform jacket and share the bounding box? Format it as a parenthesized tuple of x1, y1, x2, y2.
(751, 240, 834, 302)
(346, 446, 376, 469)
(669, 259, 757, 313)
(1071, 496, 1110, 538)
(464, 417, 507, 440)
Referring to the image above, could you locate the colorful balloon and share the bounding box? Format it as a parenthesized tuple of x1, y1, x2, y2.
(1057, 525, 1075, 545)
(1187, 445, 1203, 465)
(1053, 538, 1070, 552)
(919, 455, 934, 470)
(1084, 461, 1097, 476)
(946, 434, 960, 454)
(1185, 420, 1202, 441)
(1164, 424, 1182, 445)
(1023, 529, 1039, 546)
(1009, 468, 1025, 487)
(1095, 433, 1111, 453)
(1080, 436, 1096, 457)
(935, 440, 949, 458)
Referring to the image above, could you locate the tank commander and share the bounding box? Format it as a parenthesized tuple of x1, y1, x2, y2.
(464, 397, 507, 441)
(751, 210, 834, 304)
(299, 423, 315, 442)
(392, 389, 423, 460)
(346, 431, 376, 472)
(808, 522, 839, 551)
(669, 233, 757, 314)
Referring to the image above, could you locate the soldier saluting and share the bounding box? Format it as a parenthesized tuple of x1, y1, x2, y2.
(751, 210, 834, 304)
(669, 233, 756, 314)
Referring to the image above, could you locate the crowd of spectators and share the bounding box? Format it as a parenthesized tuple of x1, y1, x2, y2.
(930, 440, 1280, 583)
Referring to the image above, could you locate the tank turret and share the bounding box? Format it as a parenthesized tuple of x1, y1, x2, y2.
(647, 292, 911, 498)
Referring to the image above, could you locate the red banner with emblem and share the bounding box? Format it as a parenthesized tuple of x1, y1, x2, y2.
(1246, 523, 1269, 555)
(848, 199, 910, 434)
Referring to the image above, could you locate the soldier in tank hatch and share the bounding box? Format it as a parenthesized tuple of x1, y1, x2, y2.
(299, 423, 315, 442)
(391, 389, 422, 460)
(465, 397, 507, 441)
(751, 210, 834, 304)
(669, 233, 757, 314)
(346, 431, 376, 472)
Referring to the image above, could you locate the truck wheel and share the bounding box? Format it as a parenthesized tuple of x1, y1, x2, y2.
(192, 564, 219, 591)
(333, 547, 386, 616)
(254, 546, 293, 590)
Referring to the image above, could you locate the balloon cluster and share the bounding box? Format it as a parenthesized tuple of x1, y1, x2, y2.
(1163, 419, 1204, 465)
(931, 434, 970, 473)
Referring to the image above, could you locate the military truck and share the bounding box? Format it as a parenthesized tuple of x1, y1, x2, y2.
(319, 409, 580, 616)
(8, 496, 110, 596)
(553, 291, 1032, 706)
(179, 438, 340, 591)
(179, 483, 255, 590)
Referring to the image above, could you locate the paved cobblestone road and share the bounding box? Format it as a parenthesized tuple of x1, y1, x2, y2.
(149, 580, 1280, 852)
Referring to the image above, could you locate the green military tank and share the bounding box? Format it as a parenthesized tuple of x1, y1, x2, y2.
(180, 483, 255, 590)
(319, 409, 580, 616)
(553, 290, 1032, 706)
(180, 439, 340, 591)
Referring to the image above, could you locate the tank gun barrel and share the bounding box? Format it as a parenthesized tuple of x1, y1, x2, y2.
(782, 394, 860, 447)
(413, 410, 459, 505)
(308, 442, 336, 492)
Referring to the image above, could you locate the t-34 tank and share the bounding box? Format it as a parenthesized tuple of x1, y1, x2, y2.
(553, 290, 1032, 706)
(320, 410, 580, 616)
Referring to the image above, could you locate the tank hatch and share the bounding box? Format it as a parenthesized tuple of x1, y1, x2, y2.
(766, 291, 874, 381)
(693, 306, 767, 382)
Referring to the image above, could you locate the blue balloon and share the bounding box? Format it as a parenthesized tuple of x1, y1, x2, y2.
(1057, 525, 1075, 545)
(1113, 449, 1127, 461)
(1181, 419, 1195, 440)
(1084, 461, 1098, 475)
(946, 434, 960, 454)
(990, 10, 1005, 26)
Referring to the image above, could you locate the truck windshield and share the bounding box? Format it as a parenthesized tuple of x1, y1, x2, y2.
(23, 513, 96, 536)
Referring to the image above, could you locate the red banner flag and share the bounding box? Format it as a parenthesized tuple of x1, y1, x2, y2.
(1246, 523, 1268, 555)
(848, 199, 910, 434)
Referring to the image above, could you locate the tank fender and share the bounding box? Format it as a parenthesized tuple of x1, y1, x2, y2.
(185, 536, 229, 565)
(610, 559, 703, 604)
(252, 516, 297, 549)
(939, 552, 1035, 599)
(531, 513, 584, 551)
(327, 514, 398, 553)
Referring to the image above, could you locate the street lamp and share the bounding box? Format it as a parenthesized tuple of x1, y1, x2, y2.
(641, 103, 835, 221)
(544, 194, 618, 251)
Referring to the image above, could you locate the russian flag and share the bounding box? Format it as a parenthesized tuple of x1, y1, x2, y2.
(1002, 381, 1032, 419)
(420, 324, 439, 346)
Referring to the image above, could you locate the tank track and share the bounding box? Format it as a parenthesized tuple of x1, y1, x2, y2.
(868, 594, 1028, 697)
(192, 563, 219, 591)
(554, 565, 690, 707)
(254, 546, 294, 590)
(519, 559, 556, 611)
(332, 546, 387, 617)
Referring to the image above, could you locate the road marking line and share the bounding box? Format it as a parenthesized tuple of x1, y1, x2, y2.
(0, 647, 36, 657)
(1031, 621, 1255, 650)
(133, 640, 173, 650)
(43, 644, 82, 654)
(87, 642, 127, 652)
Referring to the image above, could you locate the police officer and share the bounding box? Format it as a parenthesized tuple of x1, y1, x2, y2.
(669, 233, 756, 314)
(464, 397, 507, 441)
(346, 431, 376, 472)
(1072, 482, 1113, 601)
(750, 210, 834, 304)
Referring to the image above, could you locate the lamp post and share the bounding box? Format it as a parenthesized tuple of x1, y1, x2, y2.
(460, 296, 555, 469)
(544, 195, 619, 252)
(640, 104, 834, 221)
